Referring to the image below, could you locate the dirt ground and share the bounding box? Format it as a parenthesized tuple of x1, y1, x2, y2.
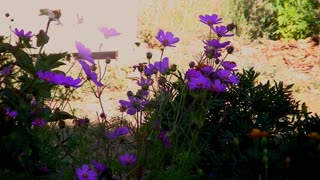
(68, 36, 320, 122)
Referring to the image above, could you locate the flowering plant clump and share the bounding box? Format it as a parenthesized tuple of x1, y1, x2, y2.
(115, 13, 320, 179)
(1, 9, 320, 180)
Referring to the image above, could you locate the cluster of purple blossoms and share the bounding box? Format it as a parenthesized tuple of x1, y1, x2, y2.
(185, 14, 239, 92)
(14, 28, 32, 39)
(75, 41, 103, 87)
(107, 126, 130, 140)
(37, 70, 82, 88)
(118, 153, 137, 167)
(186, 63, 239, 92)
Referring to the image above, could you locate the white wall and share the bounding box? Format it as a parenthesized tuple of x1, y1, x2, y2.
(0, 0, 138, 61)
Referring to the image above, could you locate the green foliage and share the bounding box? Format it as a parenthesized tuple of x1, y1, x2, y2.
(274, 0, 319, 40)
(0, 24, 77, 178)
(223, 0, 277, 39)
(224, 0, 320, 40)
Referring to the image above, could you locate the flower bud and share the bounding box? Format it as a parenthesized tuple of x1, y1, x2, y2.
(189, 61, 195, 68)
(105, 57, 111, 64)
(58, 120, 65, 129)
(205, 52, 214, 59)
(100, 112, 106, 119)
(127, 91, 134, 97)
(90, 64, 97, 71)
(146, 52, 152, 60)
(227, 46, 234, 54)
(170, 64, 177, 72)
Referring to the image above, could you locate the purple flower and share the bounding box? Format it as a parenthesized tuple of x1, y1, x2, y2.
(76, 41, 95, 64)
(107, 126, 130, 140)
(188, 74, 211, 90)
(14, 28, 32, 38)
(199, 14, 222, 27)
(144, 64, 157, 76)
(222, 61, 237, 70)
(98, 27, 120, 39)
(212, 25, 234, 37)
(119, 96, 148, 115)
(37, 71, 82, 88)
(211, 79, 227, 92)
(5, 107, 18, 118)
(37, 71, 57, 84)
(76, 164, 97, 180)
(185, 69, 202, 80)
(60, 75, 82, 88)
(92, 160, 106, 172)
(204, 39, 230, 49)
(154, 57, 169, 74)
(156, 29, 180, 47)
(31, 118, 46, 127)
(78, 60, 103, 87)
(200, 65, 214, 76)
(137, 77, 153, 89)
(158, 131, 171, 148)
(118, 154, 137, 167)
(217, 69, 240, 84)
(0, 66, 11, 76)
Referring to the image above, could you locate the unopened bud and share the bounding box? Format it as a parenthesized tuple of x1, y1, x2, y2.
(146, 52, 152, 60)
(58, 120, 65, 129)
(100, 112, 106, 119)
(170, 64, 177, 72)
(90, 64, 97, 71)
(205, 52, 214, 59)
(227, 46, 234, 54)
(189, 61, 195, 68)
(127, 90, 134, 97)
(105, 57, 111, 64)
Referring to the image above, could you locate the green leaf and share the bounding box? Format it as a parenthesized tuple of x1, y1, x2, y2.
(36, 29, 49, 47)
(35, 52, 67, 71)
(3, 43, 36, 75)
(49, 111, 76, 122)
